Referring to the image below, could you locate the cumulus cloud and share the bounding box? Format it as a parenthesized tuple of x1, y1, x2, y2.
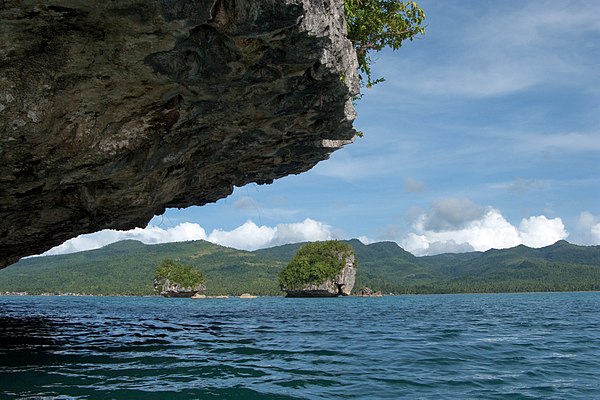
(206, 218, 334, 250)
(204, 219, 335, 251)
(210, 218, 335, 250)
(42, 219, 336, 256)
(269, 219, 333, 247)
(594, 225, 600, 243)
(576, 212, 600, 244)
(401, 198, 568, 256)
(43, 223, 208, 256)
(207, 221, 275, 250)
(426, 240, 475, 255)
(420, 198, 487, 232)
(518, 215, 569, 248)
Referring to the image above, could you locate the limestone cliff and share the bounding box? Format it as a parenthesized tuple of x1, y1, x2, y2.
(0, 0, 359, 268)
(284, 253, 356, 297)
(153, 277, 206, 298)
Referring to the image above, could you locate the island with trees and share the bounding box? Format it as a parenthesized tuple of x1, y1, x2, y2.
(153, 259, 206, 298)
(278, 240, 357, 297)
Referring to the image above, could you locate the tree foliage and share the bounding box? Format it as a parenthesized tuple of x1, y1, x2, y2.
(154, 259, 205, 289)
(278, 240, 355, 290)
(344, 0, 425, 87)
(3, 239, 600, 296)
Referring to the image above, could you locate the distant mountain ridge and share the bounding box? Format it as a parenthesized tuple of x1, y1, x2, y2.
(1, 239, 599, 296)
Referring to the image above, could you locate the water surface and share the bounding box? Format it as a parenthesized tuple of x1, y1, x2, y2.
(1, 293, 599, 399)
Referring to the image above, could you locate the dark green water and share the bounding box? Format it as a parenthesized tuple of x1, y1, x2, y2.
(1, 293, 599, 399)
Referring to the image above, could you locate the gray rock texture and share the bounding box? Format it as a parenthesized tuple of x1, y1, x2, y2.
(356, 287, 383, 297)
(153, 277, 206, 298)
(284, 253, 356, 297)
(0, 0, 358, 268)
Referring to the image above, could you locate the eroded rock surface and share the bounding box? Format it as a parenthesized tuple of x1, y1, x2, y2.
(284, 253, 356, 297)
(0, 0, 358, 267)
(153, 277, 206, 298)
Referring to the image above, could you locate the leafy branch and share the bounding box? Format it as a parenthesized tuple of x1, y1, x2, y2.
(344, 0, 426, 88)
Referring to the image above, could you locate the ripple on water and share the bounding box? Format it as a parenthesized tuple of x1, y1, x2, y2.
(1, 293, 600, 399)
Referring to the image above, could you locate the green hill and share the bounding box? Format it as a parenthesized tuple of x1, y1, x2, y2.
(420, 241, 600, 293)
(1, 240, 283, 296)
(1, 239, 600, 296)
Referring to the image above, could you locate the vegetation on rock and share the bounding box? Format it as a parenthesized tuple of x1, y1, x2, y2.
(344, 0, 426, 87)
(3, 239, 600, 296)
(153, 259, 205, 290)
(278, 240, 356, 290)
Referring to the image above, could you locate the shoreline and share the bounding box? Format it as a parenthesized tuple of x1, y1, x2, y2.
(2, 290, 600, 298)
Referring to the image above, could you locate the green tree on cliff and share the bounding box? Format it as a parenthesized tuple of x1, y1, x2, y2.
(153, 259, 205, 290)
(278, 240, 356, 290)
(344, 0, 426, 87)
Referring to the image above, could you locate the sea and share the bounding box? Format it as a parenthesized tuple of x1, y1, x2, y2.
(1, 292, 599, 399)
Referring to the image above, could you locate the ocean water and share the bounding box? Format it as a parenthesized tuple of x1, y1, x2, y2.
(1, 293, 599, 399)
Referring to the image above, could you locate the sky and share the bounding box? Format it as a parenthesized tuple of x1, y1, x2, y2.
(45, 0, 600, 257)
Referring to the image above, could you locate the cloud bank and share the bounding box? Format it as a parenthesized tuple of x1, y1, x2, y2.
(42, 218, 334, 256)
(577, 212, 600, 245)
(400, 198, 569, 256)
(207, 218, 333, 250)
(42, 201, 576, 258)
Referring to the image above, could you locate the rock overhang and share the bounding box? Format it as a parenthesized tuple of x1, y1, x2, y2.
(0, 0, 359, 268)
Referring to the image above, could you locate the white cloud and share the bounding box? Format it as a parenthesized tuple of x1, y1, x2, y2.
(43, 222, 207, 256)
(419, 198, 487, 232)
(518, 215, 569, 248)
(207, 221, 276, 250)
(39, 206, 575, 258)
(426, 240, 475, 255)
(593, 225, 600, 243)
(42, 219, 336, 255)
(577, 212, 600, 244)
(205, 218, 335, 251)
(400, 199, 568, 256)
(269, 218, 333, 247)
(357, 235, 375, 245)
(578, 211, 596, 228)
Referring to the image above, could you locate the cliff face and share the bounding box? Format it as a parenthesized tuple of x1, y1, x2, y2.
(284, 253, 356, 297)
(0, 0, 358, 268)
(153, 277, 206, 298)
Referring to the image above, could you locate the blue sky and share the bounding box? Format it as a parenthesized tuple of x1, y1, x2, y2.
(47, 0, 600, 256)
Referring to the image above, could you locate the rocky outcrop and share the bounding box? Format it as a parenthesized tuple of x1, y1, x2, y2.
(356, 287, 383, 297)
(0, 0, 359, 268)
(153, 277, 206, 298)
(284, 253, 356, 297)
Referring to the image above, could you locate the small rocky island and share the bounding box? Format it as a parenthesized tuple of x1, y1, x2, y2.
(153, 259, 206, 298)
(356, 287, 383, 297)
(279, 240, 356, 297)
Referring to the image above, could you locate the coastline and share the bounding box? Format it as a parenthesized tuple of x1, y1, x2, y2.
(3, 290, 600, 298)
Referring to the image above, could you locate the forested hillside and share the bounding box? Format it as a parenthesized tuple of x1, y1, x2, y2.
(1, 240, 600, 296)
